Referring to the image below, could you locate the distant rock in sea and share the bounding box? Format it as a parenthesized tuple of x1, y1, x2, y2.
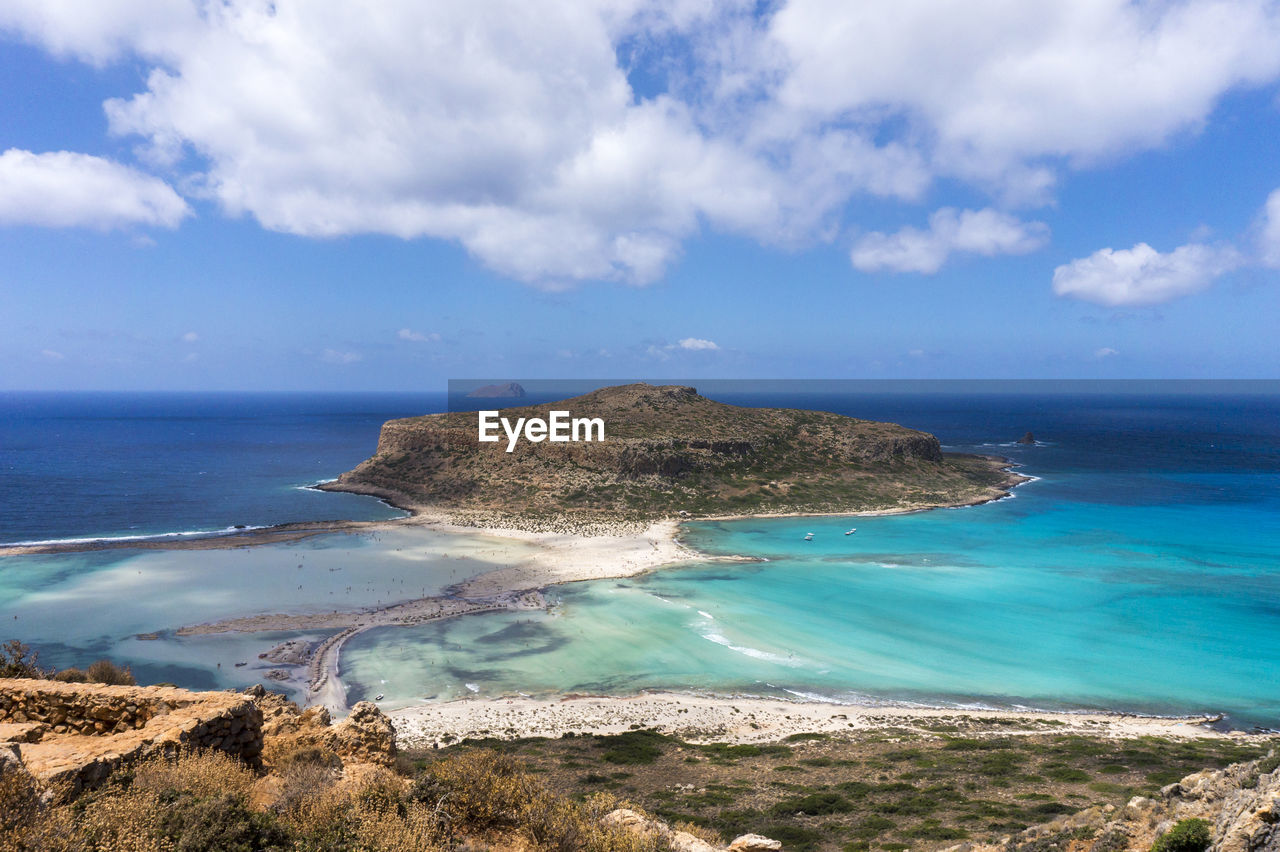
(467, 382, 527, 399)
(1018, 431, 1036, 444)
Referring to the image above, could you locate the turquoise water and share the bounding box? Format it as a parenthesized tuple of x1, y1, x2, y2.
(4, 389, 1278, 727)
(342, 393, 1280, 728)
(0, 527, 538, 701)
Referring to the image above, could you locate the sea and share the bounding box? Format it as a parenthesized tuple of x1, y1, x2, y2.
(2, 384, 1278, 727)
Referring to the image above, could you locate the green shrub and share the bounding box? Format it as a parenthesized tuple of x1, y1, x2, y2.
(595, 730, 667, 765)
(761, 824, 824, 852)
(770, 792, 853, 816)
(157, 792, 292, 852)
(1151, 818, 1212, 852)
(85, 659, 136, 686)
(51, 668, 88, 683)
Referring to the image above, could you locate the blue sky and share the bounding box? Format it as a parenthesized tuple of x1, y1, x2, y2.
(2, 1, 1280, 390)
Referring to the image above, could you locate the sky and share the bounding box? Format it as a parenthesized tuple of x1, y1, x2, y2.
(2, 0, 1280, 391)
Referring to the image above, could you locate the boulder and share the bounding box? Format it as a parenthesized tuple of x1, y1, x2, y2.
(729, 834, 783, 852)
(1213, 770, 1280, 852)
(331, 701, 398, 767)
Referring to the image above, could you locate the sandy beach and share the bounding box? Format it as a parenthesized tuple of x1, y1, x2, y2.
(389, 691, 1255, 747)
(166, 517, 707, 710)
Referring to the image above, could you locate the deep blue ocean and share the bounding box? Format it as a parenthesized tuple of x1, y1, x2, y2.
(0, 393, 439, 544)
(2, 385, 1279, 726)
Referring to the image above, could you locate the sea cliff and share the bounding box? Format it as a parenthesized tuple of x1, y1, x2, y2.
(322, 383, 1024, 525)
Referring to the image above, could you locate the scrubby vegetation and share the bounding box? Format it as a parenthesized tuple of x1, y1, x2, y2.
(423, 724, 1274, 852)
(1150, 818, 1212, 852)
(0, 746, 662, 852)
(0, 640, 134, 686)
(1, 669, 1273, 852)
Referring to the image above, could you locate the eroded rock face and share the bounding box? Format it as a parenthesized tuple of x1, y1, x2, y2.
(0, 680, 400, 801)
(1214, 770, 1280, 852)
(332, 701, 398, 767)
(0, 678, 264, 798)
(258, 692, 397, 769)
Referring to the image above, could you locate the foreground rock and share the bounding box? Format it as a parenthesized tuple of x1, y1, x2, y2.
(0, 679, 398, 799)
(604, 806, 781, 852)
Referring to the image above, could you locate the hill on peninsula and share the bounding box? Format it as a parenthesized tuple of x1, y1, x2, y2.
(322, 384, 1024, 524)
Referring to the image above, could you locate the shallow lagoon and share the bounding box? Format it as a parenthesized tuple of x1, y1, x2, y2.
(0, 527, 536, 701)
(342, 405, 1280, 728)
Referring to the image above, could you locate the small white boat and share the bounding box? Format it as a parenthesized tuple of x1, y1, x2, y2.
(374, 693, 384, 701)
(845, 528, 856, 535)
(804, 532, 814, 541)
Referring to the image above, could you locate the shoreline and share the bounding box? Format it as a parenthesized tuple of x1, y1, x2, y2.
(0, 452, 1028, 558)
(6, 457, 1036, 715)
(389, 691, 1267, 747)
(170, 518, 706, 711)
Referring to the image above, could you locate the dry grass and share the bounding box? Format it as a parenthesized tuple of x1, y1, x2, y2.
(0, 746, 669, 852)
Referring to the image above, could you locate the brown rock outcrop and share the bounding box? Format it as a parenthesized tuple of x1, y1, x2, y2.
(0, 679, 399, 800)
(0, 677, 264, 797)
(258, 691, 397, 769)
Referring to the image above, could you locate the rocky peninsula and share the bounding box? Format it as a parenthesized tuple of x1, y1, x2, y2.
(319, 383, 1026, 528)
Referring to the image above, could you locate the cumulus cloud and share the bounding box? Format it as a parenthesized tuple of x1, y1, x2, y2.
(645, 337, 721, 359)
(1094, 347, 1119, 359)
(398, 328, 440, 343)
(851, 208, 1048, 274)
(4, 1, 1280, 282)
(0, 149, 189, 230)
(1052, 242, 1241, 306)
(767, 0, 1280, 191)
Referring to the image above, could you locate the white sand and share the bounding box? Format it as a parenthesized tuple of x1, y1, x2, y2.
(390, 692, 1252, 747)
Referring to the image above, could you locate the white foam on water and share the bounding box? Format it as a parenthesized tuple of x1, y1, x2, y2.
(701, 630, 802, 667)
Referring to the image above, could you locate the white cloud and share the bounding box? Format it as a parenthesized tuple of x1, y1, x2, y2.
(1260, 188, 1280, 268)
(40, 349, 65, 361)
(4, 1, 1280, 282)
(1094, 347, 1119, 359)
(397, 328, 440, 343)
(1052, 242, 1241, 306)
(767, 0, 1280, 190)
(181, 331, 198, 342)
(0, 149, 190, 230)
(676, 337, 719, 351)
(320, 349, 362, 364)
(851, 208, 1048, 274)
